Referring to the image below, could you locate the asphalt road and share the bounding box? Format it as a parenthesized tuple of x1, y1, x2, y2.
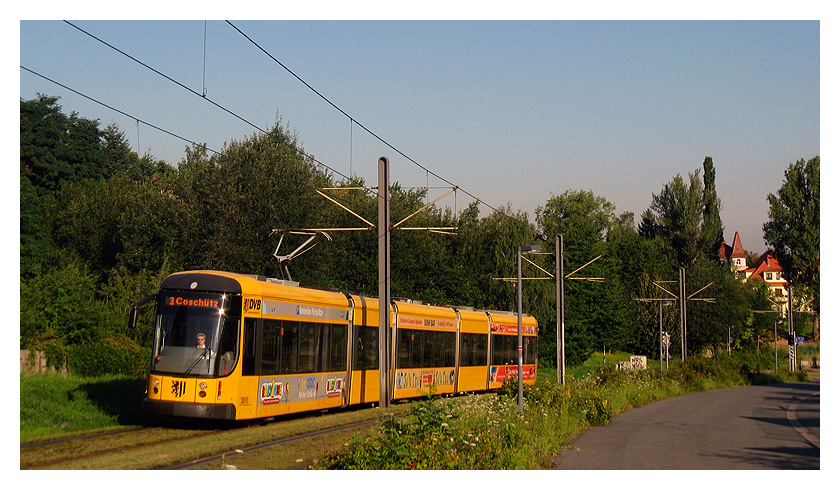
(550, 380, 820, 470)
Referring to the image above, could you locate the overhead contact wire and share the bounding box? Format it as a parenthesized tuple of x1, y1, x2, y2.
(21, 65, 221, 156)
(61, 20, 351, 182)
(225, 20, 510, 219)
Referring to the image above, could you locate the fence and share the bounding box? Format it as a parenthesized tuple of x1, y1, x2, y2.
(20, 350, 67, 376)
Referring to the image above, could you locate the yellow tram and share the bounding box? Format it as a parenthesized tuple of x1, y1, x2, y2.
(134, 270, 538, 420)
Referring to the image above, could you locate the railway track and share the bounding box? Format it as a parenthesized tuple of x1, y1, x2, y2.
(163, 419, 380, 470)
(20, 404, 405, 470)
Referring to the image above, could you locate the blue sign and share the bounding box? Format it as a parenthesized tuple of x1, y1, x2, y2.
(795, 336, 805, 344)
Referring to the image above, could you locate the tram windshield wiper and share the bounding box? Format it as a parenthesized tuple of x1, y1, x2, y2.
(184, 349, 212, 375)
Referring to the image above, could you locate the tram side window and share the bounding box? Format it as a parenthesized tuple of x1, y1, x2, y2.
(353, 325, 378, 370)
(491, 334, 518, 366)
(280, 322, 300, 373)
(243, 318, 256, 376)
(525, 337, 537, 365)
(298, 323, 318, 373)
(326, 324, 347, 372)
(434, 332, 447, 365)
(257, 320, 348, 375)
(460, 333, 488, 367)
(397, 329, 411, 369)
(438, 332, 455, 366)
(262, 320, 282, 374)
(398, 329, 456, 369)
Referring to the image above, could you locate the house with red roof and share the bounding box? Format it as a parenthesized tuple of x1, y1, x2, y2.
(719, 231, 750, 279)
(746, 250, 790, 305)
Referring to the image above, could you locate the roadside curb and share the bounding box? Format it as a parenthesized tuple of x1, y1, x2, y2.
(786, 391, 819, 449)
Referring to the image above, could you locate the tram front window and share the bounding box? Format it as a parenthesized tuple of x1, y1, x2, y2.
(152, 292, 241, 377)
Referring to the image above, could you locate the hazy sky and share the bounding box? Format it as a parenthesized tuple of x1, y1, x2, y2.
(18, 16, 820, 252)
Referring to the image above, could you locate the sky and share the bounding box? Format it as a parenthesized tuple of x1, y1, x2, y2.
(16, 12, 822, 254)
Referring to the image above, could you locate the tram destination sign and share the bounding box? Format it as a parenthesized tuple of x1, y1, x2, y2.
(163, 293, 222, 310)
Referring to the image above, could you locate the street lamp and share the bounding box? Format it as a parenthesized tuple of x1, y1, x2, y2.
(517, 244, 541, 415)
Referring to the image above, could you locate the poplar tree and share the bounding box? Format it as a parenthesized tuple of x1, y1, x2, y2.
(700, 157, 724, 260)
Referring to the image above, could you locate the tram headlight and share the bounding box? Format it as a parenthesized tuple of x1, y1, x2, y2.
(152, 378, 159, 394)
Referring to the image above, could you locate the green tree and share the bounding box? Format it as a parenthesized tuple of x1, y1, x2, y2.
(536, 190, 617, 366)
(20, 262, 104, 348)
(172, 123, 333, 278)
(683, 256, 750, 355)
(700, 157, 724, 260)
(763, 156, 820, 333)
(47, 175, 190, 277)
(20, 95, 105, 194)
(461, 204, 536, 312)
(605, 212, 673, 355)
(646, 171, 704, 266)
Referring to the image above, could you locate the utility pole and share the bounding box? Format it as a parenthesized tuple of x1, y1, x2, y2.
(680, 267, 686, 361)
(788, 285, 795, 372)
(377, 157, 391, 408)
(517, 244, 541, 414)
(556, 235, 565, 385)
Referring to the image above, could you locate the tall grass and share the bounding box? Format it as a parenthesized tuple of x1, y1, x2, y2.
(314, 354, 808, 470)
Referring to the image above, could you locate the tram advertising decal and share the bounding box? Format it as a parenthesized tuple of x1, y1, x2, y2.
(398, 316, 456, 329)
(491, 323, 536, 335)
(258, 374, 346, 406)
(395, 368, 456, 390)
(259, 378, 288, 405)
(489, 365, 536, 383)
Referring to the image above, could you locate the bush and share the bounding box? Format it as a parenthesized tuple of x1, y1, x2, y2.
(66, 334, 150, 378)
(572, 390, 612, 426)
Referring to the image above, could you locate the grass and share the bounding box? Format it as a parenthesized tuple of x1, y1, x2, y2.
(20, 373, 147, 441)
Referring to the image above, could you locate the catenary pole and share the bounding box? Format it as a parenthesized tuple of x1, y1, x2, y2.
(517, 246, 524, 415)
(378, 157, 391, 408)
(557, 235, 566, 385)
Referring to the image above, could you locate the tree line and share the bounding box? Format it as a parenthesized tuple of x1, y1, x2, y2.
(19, 95, 819, 375)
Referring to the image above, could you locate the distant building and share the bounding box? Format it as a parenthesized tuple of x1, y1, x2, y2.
(719, 231, 749, 279)
(746, 250, 790, 306)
